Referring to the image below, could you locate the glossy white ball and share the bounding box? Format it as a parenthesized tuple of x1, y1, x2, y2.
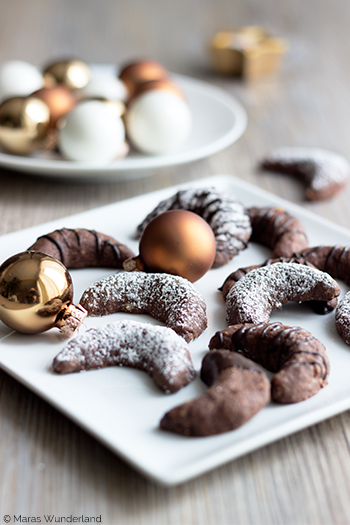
(126, 90, 192, 155)
(58, 100, 125, 162)
(0, 60, 44, 103)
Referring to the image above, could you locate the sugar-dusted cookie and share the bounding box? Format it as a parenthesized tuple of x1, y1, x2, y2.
(247, 206, 308, 258)
(209, 322, 330, 403)
(28, 228, 134, 269)
(53, 320, 196, 393)
(224, 261, 340, 325)
(79, 272, 207, 343)
(136, 187, 252, 267)
(261, 147, 350, 201)
(220, 256, 338, 315)
(335, 292, 350, 346)
(160, 350, 270, 436)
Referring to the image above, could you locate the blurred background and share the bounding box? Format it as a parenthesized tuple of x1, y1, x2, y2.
(1, 0, 349, 234)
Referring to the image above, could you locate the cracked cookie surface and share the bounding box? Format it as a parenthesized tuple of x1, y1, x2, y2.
(53, 320, 196, 393)
(80, 271, 207, 342)
(224, 261, 340, 325)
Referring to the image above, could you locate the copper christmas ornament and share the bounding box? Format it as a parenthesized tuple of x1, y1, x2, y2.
(0, 251, 86, 336)
(124, 210, 216, 282)
(127, 78, 184, 106)
(0, 96, 52, 155)
(43, 60, 91, 90)
(119, 60, 168, 98)
(32, 85, 76, 127)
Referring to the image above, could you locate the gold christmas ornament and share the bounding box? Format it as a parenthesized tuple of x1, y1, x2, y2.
(43, 59, 91, 90)
(0, 96, 52, 155)
(210, 26, 288, 80)
(0, 251, 87, 336)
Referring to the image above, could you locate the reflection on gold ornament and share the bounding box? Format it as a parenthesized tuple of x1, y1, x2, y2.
(0, 251, 86, 336)
(43, 60, 91, 90)
(0, 96, 53, 155)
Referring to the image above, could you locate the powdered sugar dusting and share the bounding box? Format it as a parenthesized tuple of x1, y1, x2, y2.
(80, 271, 207, 342)
(136, 188, 252, 265)
(335, 292, 350, 345)
(53, 320, 196, 392)
(226, 262, 339, 324)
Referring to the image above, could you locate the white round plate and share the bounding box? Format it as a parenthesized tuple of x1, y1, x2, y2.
(0, 73, 247, 181)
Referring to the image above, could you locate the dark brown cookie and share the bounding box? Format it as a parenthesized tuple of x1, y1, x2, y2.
(294, 246, 350, 286)
(209, 322, 330, 403)
(261, 147, 349, 201)
(160, 350, 270, 436)
(247, 206, 308, 258)
(335, 292, 350, 345)
(53, 320, 196, 393)
(136, 187, 252, 267)
(220, 256, 338, 315)
(79, 271, 207, 343)
(28, 228, 135, 269)
(224, 261, 340, 325)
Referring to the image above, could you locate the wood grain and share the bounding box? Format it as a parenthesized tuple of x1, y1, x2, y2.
(1, 0, 350, 523)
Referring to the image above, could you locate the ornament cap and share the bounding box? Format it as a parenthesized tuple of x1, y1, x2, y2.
(56, 303, 87, 337)
(123, 255, 145, 272)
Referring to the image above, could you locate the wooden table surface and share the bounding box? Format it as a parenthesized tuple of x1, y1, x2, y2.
(1, 0, 350, 523)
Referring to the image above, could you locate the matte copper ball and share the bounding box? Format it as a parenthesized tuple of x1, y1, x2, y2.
(139, 210, 216, 282)
(119, 60, 168, 98)
(0, 251, 86, 336)
(0, 96, 51, 155)
(32, 86, 76, 127)
(127, 78, 184, 106)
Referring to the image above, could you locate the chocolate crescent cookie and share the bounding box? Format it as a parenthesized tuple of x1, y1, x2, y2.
(225, 262, 340, 325)
(335, 292, 350, 345)
(28, 228, 135, 269)
(79, 272, 207, 343)
(209, 322, 330, 403)
(247, 206, 308, 258)
(160, 350, 270, 436)
(261, 147, 350, 201)
(53, 320, 196, 393)
(294, 245, 350, 286)
(220, 256, 338, 315)
(136, 187, 252, 267)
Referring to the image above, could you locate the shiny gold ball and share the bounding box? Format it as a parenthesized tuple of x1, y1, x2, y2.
(0, 96, 51, 155)
(119, 60, 168, 98)
(32, 86, 76, 127)
(43, 60, 91, 90)
(0, 251, 73, 334)
(139, 210, 216, 282)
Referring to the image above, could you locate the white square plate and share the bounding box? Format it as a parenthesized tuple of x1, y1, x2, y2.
(1, 175, 350, 486)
